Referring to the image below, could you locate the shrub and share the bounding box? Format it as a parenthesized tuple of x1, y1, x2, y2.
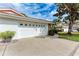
(0, 31, 16, 42)
(48, 30, 55, 36)
(48, 27, 57, 36)
(48, 26, 64, 36)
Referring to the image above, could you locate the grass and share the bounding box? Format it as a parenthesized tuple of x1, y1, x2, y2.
(58, 32, 79, 42)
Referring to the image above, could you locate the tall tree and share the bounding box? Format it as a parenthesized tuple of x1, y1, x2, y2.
(53, 3, 79, 34)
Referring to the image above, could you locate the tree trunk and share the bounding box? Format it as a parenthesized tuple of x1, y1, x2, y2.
(68, 21, 73, 35)
(68, 12, 76, 35)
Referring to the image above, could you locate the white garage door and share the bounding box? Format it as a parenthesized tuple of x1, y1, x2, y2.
(17, 23, 48, 39)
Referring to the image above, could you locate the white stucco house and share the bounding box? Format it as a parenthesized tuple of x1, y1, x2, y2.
(62, 20, 79, 32)
(0, 8, 52, 40)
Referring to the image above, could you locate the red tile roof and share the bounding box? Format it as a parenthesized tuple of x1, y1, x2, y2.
(0, 9, 22, 16)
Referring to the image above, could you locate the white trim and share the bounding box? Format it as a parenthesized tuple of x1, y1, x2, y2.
(0, 13, 52, 24)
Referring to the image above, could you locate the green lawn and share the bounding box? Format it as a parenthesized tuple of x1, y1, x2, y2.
(58, 32, 79, 42)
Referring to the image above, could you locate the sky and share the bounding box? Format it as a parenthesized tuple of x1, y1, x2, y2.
(0, 3, 57, 21)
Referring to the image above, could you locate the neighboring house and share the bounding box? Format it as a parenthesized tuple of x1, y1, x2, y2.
(62, 22, 68, 32)
(62, 20, 79, 32)
(0, 8, 52, 40)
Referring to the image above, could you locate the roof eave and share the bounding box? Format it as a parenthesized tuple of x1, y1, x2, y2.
(0, 13, 52, 24)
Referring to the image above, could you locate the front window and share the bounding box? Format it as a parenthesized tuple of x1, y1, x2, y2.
(20, 23, 23, 26)
(25, 24, 27, 26)
(29, 24, 31, 26)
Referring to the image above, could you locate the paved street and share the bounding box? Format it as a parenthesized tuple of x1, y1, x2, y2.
(0, 36, 79, 56)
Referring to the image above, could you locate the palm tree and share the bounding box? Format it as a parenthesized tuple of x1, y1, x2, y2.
(53, 3, 79, 35)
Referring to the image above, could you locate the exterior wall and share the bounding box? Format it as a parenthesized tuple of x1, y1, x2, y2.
(0, 18, 48, 40)
(48, 24, 52, 30)
(62, 23, 68, 32)
(63, 26, 68, 32)
(0, 18, 19, 39)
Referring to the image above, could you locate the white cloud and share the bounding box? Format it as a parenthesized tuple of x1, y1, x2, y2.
(50, 9, 57, 15)
(11, 3, 24, 12)
(11, 3, 56, 21)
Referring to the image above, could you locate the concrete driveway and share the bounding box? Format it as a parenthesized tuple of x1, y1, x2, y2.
(0, 36, 79, 56)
